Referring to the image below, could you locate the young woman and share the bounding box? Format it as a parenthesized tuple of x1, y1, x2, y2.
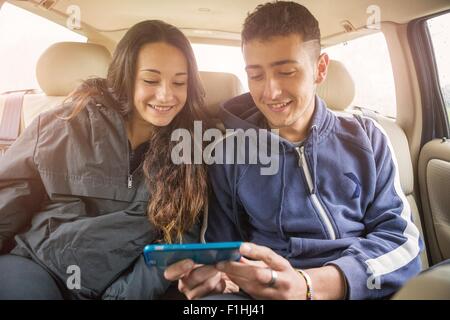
(0, 20, 210, 300)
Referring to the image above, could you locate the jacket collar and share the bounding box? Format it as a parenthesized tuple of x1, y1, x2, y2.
(220, 93, 335, 146)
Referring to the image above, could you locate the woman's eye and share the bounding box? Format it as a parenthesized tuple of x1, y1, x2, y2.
(173, 82, 186, 86)
(143, 80, 159, 84)
(249, 74, 263, 81)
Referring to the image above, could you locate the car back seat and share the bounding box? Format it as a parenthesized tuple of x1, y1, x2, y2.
(0, 42, 243, 147)
(317, 60, 429, 269)
(0, 41, 428, 268)
(199, 71, 243, 117)
(0, 41, 112, 157)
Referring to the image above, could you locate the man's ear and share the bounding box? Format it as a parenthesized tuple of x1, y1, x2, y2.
(315, 53, 329, 85)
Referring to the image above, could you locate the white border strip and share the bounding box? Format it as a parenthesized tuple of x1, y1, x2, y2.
(364, 118, 421, 277)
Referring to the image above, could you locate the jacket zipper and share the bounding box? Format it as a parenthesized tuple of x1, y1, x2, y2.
(295, 146, 336, 240)
(128, 147, 147, 189)
(127, 174, 133, 189)
(127, 142, 133, 189)
(107, 104, 134, 189)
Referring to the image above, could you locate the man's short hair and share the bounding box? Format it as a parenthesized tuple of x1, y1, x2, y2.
(242, 1, 321, 56)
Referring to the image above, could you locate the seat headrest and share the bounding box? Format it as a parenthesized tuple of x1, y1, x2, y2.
(199, 71, 243, 116)
(317, 59, 355, 111)
(36, 42, 112, 96)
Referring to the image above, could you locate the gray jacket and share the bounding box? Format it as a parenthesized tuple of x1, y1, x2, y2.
(0, 98, 199, 299)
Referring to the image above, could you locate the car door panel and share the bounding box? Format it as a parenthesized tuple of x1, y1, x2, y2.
(419, 139, 450, 263)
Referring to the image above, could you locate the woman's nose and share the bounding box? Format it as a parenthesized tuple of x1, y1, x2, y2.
(155, 82, 174, 103)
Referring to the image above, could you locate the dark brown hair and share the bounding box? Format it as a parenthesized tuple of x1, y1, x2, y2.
(67, 20, 209, 243)
(242, 1, 321, 58)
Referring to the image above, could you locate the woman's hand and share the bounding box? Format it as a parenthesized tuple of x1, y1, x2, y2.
(164, 259, 239, 300)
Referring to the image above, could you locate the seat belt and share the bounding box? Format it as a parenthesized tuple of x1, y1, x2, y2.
(0, 91, 26, 156)
(352, 105, 380, 122)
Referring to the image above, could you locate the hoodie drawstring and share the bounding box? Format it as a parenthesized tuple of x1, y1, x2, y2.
(310, 125, 318, 194)
(278, 143, 288, 240)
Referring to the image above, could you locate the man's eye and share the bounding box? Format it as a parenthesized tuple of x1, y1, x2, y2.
(279, 71, 296, 76)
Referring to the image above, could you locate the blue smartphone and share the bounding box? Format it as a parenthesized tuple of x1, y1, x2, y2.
(143, 242, 242, 268)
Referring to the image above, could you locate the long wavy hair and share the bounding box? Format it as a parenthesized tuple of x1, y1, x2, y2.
(66, 20, 209, 243)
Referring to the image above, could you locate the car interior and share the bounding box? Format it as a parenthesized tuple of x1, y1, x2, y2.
(0, 0, 449, 299)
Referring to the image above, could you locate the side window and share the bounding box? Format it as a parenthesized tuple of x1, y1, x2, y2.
(427, 12, 450, 121)
(192, 43, 248, 91)
(324, 32, 397, 118)
(0, 2, 86, 93)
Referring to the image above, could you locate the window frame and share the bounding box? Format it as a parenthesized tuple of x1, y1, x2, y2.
(408, 10, 450, 144)
(323, 31, 398, 119)
(0, 2, 87, 94)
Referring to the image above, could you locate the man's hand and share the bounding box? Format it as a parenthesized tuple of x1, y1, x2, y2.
(217, 243, 346, 300)
(164, 259, 239, 300)
(216, 242, 309, 300)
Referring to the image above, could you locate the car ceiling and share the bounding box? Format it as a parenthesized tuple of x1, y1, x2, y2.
(8, 0, 450, 46)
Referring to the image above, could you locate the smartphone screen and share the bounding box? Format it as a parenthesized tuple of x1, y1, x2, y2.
(143, 242, 242, 267)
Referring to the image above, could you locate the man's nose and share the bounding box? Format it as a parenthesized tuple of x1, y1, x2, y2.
(262, 77, 282, 101)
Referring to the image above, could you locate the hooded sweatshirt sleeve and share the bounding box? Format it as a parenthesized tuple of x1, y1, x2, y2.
(327, 118, 422, 300)
(0, 116, 46, 253)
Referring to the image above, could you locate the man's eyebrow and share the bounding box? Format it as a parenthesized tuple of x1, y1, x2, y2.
(270, 59, 299, 67)
(245, 60, 299, 70)
(140, 69, 187, 76)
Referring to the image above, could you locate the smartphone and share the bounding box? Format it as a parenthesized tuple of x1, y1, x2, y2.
(143, 241, 242, 268)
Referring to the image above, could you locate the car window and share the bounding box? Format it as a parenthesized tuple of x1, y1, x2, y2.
(427, 12, 450, 121)
(192, 43, 248, 91)
(324, 32, 397, 118)
(0, 2, 86, 94)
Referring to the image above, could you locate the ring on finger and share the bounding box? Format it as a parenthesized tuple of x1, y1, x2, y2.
(266, 269, 278, 287)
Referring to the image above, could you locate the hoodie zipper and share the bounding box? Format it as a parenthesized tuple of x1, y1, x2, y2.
(295, 146, 336, 240)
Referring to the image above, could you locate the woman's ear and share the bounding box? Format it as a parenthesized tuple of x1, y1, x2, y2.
(315, 53, 329, 85)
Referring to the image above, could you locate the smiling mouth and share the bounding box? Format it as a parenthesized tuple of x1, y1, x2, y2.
(266, 100, 292, 111)
(148, 104, 175, 112)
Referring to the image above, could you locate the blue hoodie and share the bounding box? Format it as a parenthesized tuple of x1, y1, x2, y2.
(205, 93, 423, 300)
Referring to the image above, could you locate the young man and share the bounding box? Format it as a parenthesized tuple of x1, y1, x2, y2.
(165, 1, 422, 300)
